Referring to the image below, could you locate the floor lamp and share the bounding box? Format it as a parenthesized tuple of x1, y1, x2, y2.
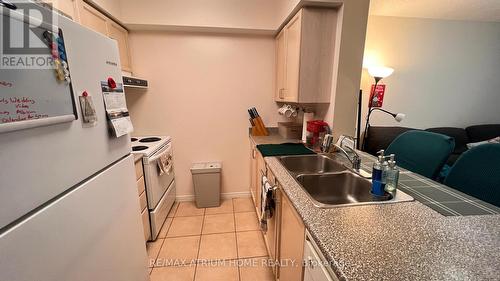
(361, 66, 397, 151)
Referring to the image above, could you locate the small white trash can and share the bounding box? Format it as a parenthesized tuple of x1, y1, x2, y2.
(191, 162, 222, 208)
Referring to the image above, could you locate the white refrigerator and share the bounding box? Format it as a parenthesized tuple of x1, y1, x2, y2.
(0, 3, 148, 281)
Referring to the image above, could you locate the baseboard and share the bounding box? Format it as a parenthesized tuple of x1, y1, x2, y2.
(176, 191, 251, 202)
(221, 191, 251, 199)
(175, 195, 195, 202)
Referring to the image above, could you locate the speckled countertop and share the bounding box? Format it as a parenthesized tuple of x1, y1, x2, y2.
(251, 133, 500, 280)
(249, 128, 303, 145)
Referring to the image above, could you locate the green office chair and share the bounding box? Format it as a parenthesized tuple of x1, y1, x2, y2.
(444, 143, 500, 207)
(385, 130, 455, 179)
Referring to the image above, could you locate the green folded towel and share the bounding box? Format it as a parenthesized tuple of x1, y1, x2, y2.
(256, 143, 316, 157)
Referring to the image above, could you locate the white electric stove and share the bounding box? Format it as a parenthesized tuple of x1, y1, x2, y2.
(131, 136, 171, 157)
(131, 136, 176, 241)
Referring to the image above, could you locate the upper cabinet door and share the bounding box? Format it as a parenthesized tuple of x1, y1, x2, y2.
(274, 8, 337, 104)
(108, 21, 132, 72)
(284, 10, 302, 103)
(76, 1, 133, 72)
(48, 0, 80, 21)
(79, 1, 108, 36)
(275, 29, 287, 101)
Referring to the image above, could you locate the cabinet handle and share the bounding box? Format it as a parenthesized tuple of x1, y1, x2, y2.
(279, 88, 285, 99)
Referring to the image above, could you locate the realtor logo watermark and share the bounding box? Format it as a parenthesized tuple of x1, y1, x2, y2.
(1, 1, 58, 69)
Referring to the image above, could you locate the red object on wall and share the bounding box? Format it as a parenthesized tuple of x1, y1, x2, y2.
(369, 84, 386, 107)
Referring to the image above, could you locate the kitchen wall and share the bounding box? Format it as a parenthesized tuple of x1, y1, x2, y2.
(361, 16, 500, 129)
(119, 0, 279, 31)
(123, 0, 369, 199)
(326, 0, 369, 139)
(274, 0, 301, 25)
(126, 31, 285, 199)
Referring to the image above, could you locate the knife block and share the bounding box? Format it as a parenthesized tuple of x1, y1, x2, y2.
(251, 117, 269, 136)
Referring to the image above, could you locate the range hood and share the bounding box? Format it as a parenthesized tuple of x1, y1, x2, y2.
(122, 75, 148, 89)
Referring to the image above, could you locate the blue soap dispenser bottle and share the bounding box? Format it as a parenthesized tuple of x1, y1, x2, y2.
(371, 150, 386, 196)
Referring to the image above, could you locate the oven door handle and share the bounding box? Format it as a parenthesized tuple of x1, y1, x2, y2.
(146, 145, 171, 164)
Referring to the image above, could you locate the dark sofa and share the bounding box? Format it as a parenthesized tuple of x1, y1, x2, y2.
(363, 124, 500, 165)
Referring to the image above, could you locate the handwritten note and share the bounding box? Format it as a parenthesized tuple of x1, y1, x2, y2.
(0, 81, 13, 88)
(0, 97, 49, 123)
(0, 68, 76, 133)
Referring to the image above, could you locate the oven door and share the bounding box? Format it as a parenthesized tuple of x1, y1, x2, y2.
(150, 180, 176, 240)
(143, 143, 175, 209)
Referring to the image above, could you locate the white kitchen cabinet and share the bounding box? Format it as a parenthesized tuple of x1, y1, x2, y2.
(77, 1, 133, 72)
(264, 171, 282, 277)
(255, 149, 266, 218)
(248, 140, 303, 280)
(283, 10, 302, 102)
(107, 20, 132, 71)
(39, 0, 78, 21)
(304, 233, 339, 281)
(46, 0, 80, 21)
(279, 191, 305, 281)
(135, 159, 149, 242)
(79, 1, 109, 35)
(43, 0, 133, 71)
(250, 142, 258, 206)
(249, 138, 339, 281)
(275, 28, 287, 101)
(275, 8, 338, 103)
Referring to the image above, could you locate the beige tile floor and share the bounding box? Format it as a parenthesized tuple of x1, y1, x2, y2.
(147, 198, 275, 281)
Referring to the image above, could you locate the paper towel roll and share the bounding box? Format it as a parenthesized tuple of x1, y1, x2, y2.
(302, 112, 315, 142)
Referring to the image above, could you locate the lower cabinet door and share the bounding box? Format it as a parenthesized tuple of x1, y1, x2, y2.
(256, 150, 265, 217)
(142, 208, 151, 241)
(304, 235, 339, 281)
(279, 193, 305, 281)
(250, 144, 257, 205)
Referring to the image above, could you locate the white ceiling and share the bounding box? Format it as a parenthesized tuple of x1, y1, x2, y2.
(369, 0, 500, 22)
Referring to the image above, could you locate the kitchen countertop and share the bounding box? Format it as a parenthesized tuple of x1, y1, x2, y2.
(249, 127, 303, 145)
(250, 134, 500, 280)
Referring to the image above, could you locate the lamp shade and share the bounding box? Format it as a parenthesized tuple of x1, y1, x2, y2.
(394, 113, 405, 122)
(368, 66, 394, 78)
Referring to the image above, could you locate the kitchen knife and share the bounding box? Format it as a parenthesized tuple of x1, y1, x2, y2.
(253, 107, 260, 117)
(251, 107, 259, 118)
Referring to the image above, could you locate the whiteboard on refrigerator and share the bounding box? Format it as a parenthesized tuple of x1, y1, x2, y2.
(0, 7, 77, 134)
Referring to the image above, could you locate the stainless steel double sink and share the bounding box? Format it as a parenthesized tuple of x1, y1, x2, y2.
(278, 154, 413, 208)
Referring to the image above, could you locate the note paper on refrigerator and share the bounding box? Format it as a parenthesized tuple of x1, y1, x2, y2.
(101, 81, 133, 137)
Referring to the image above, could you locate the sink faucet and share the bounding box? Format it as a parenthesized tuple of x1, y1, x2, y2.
(334, 143, 361, 171)
(323, 135, 361, 171)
